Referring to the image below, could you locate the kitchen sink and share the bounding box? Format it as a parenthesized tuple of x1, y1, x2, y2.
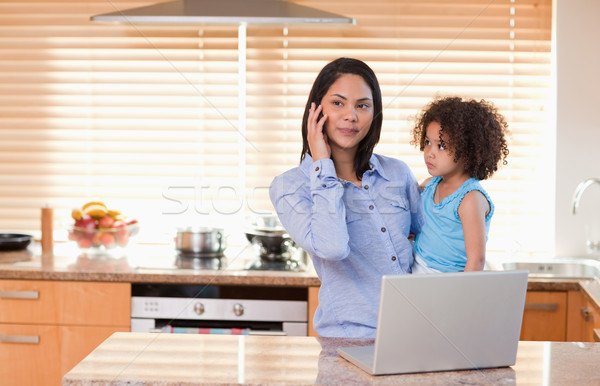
(498, 258, 600, 279)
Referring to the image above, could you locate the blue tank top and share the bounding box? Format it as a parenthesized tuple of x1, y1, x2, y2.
(414, 176, 494, 272)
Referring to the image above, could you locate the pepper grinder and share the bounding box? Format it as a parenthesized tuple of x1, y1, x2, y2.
(41, 206, 54, 255)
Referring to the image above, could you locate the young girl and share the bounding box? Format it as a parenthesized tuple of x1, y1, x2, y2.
(411, 96, 509, 273)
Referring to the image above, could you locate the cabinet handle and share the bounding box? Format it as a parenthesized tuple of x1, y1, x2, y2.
(0, 290, 39, 299)
(525, 303, 558, 311)
(581, 307, 596, 323)
(0, 334, 40, 344)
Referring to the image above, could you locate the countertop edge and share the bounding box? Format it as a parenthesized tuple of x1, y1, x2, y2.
(0, 268, 322, 286)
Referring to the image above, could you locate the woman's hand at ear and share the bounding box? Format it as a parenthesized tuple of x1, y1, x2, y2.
(307, 102, 330, 161)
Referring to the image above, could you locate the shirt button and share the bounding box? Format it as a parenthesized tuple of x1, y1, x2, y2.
(368, 205, 374, 210)
(315, 166, 320, 171)
(321, 184, 326, 188)
(364, 185, 369, 190)
(391, 256, 396, 261)
(381, 227, 386, 232)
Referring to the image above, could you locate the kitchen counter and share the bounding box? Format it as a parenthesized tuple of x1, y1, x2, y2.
(0, 243, 321, 287)
(0, 243, 590, 291)
(63, 332, 600, 385)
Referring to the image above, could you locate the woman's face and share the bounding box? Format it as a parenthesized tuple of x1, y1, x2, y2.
(320, 74, 374, 153)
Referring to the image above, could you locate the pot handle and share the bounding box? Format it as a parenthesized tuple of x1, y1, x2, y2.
(217, 231, 227, 249)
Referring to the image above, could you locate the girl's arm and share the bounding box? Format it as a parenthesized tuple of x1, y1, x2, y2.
(458, 190, 490, 271)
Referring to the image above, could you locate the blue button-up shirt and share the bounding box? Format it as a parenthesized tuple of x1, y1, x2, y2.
(270, 154, 424, 337)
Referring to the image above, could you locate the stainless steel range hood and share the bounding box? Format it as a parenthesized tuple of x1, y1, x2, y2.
(91, 0, 355, 25)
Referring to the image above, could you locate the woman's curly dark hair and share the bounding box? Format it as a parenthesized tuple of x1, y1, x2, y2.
(411, 96, 509, 180)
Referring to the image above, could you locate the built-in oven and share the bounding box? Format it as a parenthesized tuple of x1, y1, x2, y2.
(130, 283, 308, 336)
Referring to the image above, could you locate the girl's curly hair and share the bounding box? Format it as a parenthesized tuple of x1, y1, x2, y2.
(411, 96, 509, 180)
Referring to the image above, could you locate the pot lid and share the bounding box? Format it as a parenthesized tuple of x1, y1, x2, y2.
(176, 226, 224, 233)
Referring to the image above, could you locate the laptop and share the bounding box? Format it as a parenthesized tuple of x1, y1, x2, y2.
(337, 270, 528, 375)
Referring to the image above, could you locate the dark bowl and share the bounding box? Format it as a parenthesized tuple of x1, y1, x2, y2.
(0, 233, 33, 251)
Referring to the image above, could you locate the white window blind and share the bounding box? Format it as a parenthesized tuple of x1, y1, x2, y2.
(0, 0, 552, 255)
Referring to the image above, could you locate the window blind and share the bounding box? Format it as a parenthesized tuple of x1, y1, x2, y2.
(0, 0, 552, 255)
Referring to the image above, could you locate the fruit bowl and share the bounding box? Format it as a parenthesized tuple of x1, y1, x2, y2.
(68, 221, 139, 258)
(68, 201, 139, 258)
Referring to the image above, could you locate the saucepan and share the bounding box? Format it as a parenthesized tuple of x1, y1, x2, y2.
(0, 233, 33, 251)
(175, 227, 226, 254)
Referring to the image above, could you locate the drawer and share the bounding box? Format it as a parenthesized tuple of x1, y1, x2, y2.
(0, 323, 129, 386)
(0, 324, 61, 386)
(0, 280, 130, 325)
(520, 291, 567, 341)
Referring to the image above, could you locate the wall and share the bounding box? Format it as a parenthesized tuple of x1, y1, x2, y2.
(555, 0, 600, 256)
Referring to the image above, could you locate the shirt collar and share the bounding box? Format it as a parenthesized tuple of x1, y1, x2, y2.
(368, 154, 390, 181)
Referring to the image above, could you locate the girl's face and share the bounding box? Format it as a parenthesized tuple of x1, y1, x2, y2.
(423, 121, 462, 178)
(320, 74, 373, 153)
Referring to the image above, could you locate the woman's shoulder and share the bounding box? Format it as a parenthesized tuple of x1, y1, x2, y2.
(272, 156, 311, 180)
(271, 165, 307, 188)
(372, 153, 411, 171)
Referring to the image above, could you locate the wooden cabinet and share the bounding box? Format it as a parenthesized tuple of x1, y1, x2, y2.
(567, 289, 600, 342)
(520, 291, 568, 341)
(0, 280, 130, 386)
(521, 288, 600, 342)
(308, 286, 319, 337)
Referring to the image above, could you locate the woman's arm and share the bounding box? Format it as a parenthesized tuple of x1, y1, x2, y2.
(269, 160, 351, 261)
(269, 101, 352, 261)
(458, 190, 489, 271)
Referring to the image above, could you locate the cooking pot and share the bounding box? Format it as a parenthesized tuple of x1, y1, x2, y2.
(175, 227, 226, 254)
(245, 230, 297, 261)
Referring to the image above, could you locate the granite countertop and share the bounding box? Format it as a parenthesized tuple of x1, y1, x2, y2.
(0, 243, 594, 291)
(63, 332, 600, 385)
(0, 242, 321, 287)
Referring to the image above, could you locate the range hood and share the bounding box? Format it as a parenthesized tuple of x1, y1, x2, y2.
(91, 0, 355, 25)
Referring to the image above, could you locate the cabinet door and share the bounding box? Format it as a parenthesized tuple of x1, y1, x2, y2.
(566, 289, 600, 342)
(579, 298, 600, 342)
(60, 325, 130, 378)
(0, 280, 130, 325)
(0, 323, 128, 386)
(520, 291, 567, 341)
(307, 286, 319, 337)
(0, 324, 62, 386)
(566, 290, 588, 341)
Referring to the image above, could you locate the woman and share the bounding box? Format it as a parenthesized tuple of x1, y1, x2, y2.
(269, 58, 424, 338)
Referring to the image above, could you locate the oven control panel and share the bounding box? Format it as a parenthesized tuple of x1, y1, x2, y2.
(131, 296, 307, 322)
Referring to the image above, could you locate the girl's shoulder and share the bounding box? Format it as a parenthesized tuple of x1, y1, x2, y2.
(422, 176, 441, 192)
(460, 178, 486, 193)
(453, 178, 494, 219)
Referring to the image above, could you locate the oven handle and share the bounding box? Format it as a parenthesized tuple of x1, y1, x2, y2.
(248, 330, 287, 336)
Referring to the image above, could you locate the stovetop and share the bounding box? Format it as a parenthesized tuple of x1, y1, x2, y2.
(128, 244, 308, 273)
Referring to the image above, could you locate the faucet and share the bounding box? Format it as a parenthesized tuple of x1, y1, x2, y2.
(572, 178, 600, 215)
